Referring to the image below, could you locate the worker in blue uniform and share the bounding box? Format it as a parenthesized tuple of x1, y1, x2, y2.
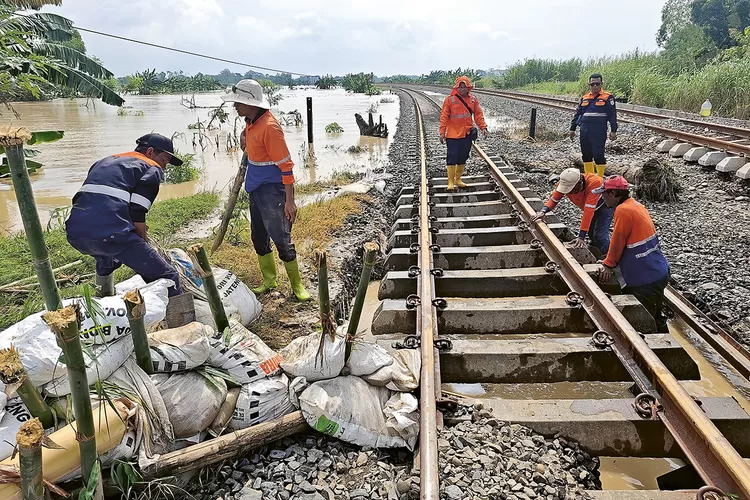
(569, 74, 618, 177)
(65, 134, 183, 297)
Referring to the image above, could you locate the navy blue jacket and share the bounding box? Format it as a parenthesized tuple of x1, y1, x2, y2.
(570, 91, 618, 133)
(66, 152, 163, 240)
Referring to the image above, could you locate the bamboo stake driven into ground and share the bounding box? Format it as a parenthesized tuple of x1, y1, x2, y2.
(189, 243, 229, 332)
(123, 289, 154, 374)
(41, 305, 98, 489)
(0, 348, 55, 429)
(1, 126, 61, 311)
(16, 418, 44, 500)
(345, 242, 379, 362)
(211, 159, 247, 253)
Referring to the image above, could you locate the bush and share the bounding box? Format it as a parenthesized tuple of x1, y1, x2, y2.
(164, 151, 202, 183)
(315, 75, 337, 89)
(325, 122, 344, 133)
(259, 79, 283, 107)
(342, 73, 379, 95)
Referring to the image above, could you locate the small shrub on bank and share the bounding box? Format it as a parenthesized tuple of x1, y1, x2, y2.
(325, 122, 344, 133)
(164, 151, 202, 184)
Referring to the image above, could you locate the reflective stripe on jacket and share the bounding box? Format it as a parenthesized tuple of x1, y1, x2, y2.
(439, 94, 488, 139)
(570, 91, 618, 132)
(244, 110, 294, 193)
(603, 198, 669, 287)
(66, 152, 163, 240)
(543, 173, 604, 237)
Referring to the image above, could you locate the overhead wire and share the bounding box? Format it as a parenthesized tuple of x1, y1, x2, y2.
(15, 11, 316, 77)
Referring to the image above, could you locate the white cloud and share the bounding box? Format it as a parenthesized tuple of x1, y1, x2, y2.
(44, 0, 668, 77)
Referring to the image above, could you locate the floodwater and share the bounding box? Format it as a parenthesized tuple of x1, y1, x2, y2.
(0, 88, 399, 235)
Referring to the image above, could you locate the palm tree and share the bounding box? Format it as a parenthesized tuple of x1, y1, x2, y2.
(0, 0, 124, 106)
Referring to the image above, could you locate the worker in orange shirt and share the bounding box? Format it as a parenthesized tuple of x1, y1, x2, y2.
(569, 74, 618, 177)
(531, 167, 614, 255)
(596, 175, 670, 332)
(439, 76, 488, 190)
(222, 80, 311, 301)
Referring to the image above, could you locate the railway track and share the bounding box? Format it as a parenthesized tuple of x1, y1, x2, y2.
(375, 88, 750, 499)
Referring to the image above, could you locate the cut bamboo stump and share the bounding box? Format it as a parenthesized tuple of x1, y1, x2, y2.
(189, 244, 229, 332)
(0, 347, 55, 429)
(17, 419, 44, 500)
(345, 242, 379, 362)
(124, 289, 154, 375)
(142, 411, 308, 478)
(41, 305, 98, 487)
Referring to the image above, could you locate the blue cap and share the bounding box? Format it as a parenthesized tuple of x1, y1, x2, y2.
(136, 133, 183, 166)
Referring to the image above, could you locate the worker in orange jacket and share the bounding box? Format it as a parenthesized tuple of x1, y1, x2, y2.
(222, 80, 310, 301)
(439, 76, 488, 191)
(530, 167, 614, 255)
(569, 74, 618, 177)
(596, 175, 670, 331)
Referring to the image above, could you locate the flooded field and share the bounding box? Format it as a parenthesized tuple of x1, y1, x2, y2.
(0, 88, 399, 235)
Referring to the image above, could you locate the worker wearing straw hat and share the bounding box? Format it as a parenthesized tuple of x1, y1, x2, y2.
(222, 79, 311, 301)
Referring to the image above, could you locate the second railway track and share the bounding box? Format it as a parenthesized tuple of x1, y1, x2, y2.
(373, 88, 750, 499)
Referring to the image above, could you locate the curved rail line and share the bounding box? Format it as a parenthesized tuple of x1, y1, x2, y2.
(393, 87, 750, 499)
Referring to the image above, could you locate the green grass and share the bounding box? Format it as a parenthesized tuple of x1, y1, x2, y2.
(0, 192, 220, 330)
(518, 81, 580, 96)
(295, 169, 364, 195)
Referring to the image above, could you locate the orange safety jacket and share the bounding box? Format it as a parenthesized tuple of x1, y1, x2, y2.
(244, 110, 295, 193)
(603, 198, 669, 287)
(542, 173, 604, 238)
(439, 93, 488, 139)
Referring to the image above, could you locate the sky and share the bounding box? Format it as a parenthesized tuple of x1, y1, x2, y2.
(44, 0, 669, 78)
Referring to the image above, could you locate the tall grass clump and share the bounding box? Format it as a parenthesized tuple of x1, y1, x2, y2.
(630, 68, 672, 108)
(579, 51, 661, 101)
(500, 58, 583, 88)
(663, 58, 750, 118)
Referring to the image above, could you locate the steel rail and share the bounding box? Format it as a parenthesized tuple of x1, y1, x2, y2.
(643, 123, 750, 156)
(405, 89, 440, 500)
(471, 144, 750, 498)
(665, 285, 750, 380)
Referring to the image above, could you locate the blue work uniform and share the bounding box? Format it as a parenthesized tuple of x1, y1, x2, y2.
(570, 91, 618, 165)
(65, 152, 182, 296)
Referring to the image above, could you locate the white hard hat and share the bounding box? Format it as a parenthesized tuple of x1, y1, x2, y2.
(221, 79, 269, 109)
(556, 168, 582, 194)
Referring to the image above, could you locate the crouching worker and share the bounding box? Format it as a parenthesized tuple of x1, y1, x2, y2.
(595, 175, 669, 332)
(222, 79, 311, 301)
(65, 134, 183, 297)
(531, 167, 614, 256)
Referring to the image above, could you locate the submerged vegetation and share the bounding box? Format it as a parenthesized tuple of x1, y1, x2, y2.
(342, 73, 380, 95)
(163, 151, 202, 184)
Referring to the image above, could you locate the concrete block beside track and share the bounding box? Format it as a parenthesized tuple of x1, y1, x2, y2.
(737, 162, 750, 179)
(657, 139, 680, 153)
(682, 147, 709, 162)
(715, 156, 747, 173)
(698, 151, 728, 167)
(668, 143, 693, 158)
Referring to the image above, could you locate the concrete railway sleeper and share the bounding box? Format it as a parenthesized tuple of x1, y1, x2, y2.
(391, 88, 750, 499)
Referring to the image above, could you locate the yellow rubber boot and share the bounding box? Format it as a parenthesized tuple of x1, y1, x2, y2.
(283, 259, 311, 301)
(446, 165, 456, 191)
(583, 161, 595, 175)
(596, 163, 606, 178)
(252, 252, 278, 294)
(455, 164, 468, 188)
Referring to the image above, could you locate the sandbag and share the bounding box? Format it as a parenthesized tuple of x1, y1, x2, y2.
(168, 249, 262, 328)
(346, 340, 393, 377)
(280, 332, 345, 382)
(0, 279, 170, 387)
(363, 349, 421, 392)
(299, 376, 419, 450)
(44, 335, 135, 397)
(228, 374, 295, 431)
(156, 371, 227, 438)
(207, 320, 282, 384)
(148, 322, 213, 373)
(0, 395, 23, 461)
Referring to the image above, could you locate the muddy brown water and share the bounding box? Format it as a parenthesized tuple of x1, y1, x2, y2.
(0, 88, 399, 235)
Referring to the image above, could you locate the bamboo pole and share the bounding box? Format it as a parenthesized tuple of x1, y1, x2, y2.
(0, 348, 54, 429)
(0, 126, 61, 311)
(345, 242, 379, 362)
(142, 411, 307, 478)
(189, 244, 229, 332)
(41, 305, 98, 488)
(317, 251, 334, 337)
(16, 418, 44, 500)
(211, 159, 247, 253)
(123, 289, 153, 375)
(0, 260, 83, 291)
